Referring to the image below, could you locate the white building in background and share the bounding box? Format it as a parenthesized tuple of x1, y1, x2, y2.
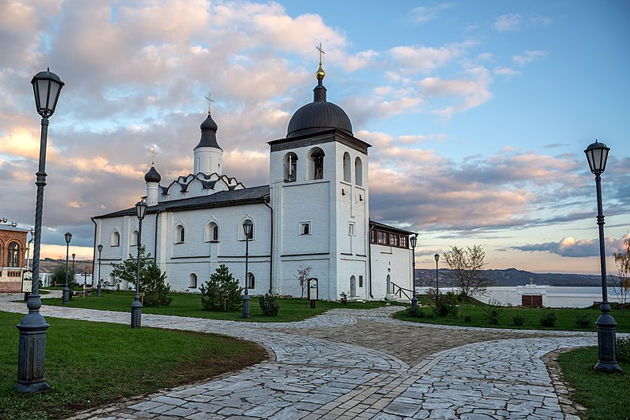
(92, 66, 414, 301)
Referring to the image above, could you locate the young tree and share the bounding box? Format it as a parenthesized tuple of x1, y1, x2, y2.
(51, 264, 77, 288)
(443, 245, 490, 298)
(110, 246, 172, 306)
(200, 265, 243, 311)
(613, 237, 630, 307)
(295, 266, 312, 298)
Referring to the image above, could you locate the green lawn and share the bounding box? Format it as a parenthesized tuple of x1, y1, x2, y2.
(42, 290, 391, 322)
(393, 305, 630, 332)
(0, 311, 266, 420)
(558, 346, 629, 419)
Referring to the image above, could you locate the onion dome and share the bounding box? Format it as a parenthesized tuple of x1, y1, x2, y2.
(144, 166, 161, 183)
(286, 64, 353, 138)
(194, 112, 222, 150)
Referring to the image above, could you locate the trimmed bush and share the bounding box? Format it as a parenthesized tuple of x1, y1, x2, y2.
(512, 315, 525, 326)
(485, 308, 501, 325)
(407, 306, 426, 318)
(434, 291, 459, 317)
(575, 314, 592, 329)
(259, 293, 280, 316)
(540, 312, 557, 327)
(617, 337, 630, 362)
(464, 315, 472, 323)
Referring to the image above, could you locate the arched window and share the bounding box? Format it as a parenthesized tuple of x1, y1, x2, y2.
(130, 230, 139, 246)
(343, 152, 351, 182)
(175, 225, 185, 243)
(309, 147, 325, 180)
(350, 275, 357, 297)
(110, 231, 120, 247)
(284, 152, 298, 182)
(188, 273, 198, 288)
(386, 274, 391, 293)
(241, 219, 254, 240)
(8, 242, 19, 267)
(205, 222, 219, 242)
(355, 157, 363, 186)
(246, 272, 255, 289)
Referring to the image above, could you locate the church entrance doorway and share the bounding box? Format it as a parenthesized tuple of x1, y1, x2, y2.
(350, 275, 356, 297)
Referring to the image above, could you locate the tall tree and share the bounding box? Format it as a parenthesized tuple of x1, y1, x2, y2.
(613, 237, 630, 307)
(443, 245, 490, 297)
(295, 266, 312, 298)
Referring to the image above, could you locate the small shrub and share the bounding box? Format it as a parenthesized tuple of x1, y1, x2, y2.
(485, 308, 501, 325)
(200, 265, 242, 311)
(259, 293, 279, 316)
(434, 291, 459, 317)
(575, 314, 592, 329)
(512, 315, 525, 326)
(617, 337, 630, 362)
(540, 312, 557, 327)
(339, 292, 348, 304)
(464, 315, 472, 323)
(407, 306, 426, 318)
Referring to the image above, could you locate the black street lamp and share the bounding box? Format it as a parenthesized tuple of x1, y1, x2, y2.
(131, 200, 147, 328)
(242, 219, 253, 319)
(584, 140, 621, 372)
(72, 252, 77, 289)
(410, 234, 418, 308)
(96, 244, 103, 296)
(16, 68, 64, 393)
(434, 253, 440, 305)
(63, 232, 72, 303)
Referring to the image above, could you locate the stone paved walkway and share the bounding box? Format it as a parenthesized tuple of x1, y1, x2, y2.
(0, 297, 614, 419)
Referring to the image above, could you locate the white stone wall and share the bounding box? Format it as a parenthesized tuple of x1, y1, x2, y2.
(370, 243, 413, 300)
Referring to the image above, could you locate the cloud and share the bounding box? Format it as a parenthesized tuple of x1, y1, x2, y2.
(494, 67, 520, 77)
(513, 50, 547, 65)
(513, 234, 630, 258)
(389, 42, 473, 74)
(494, 14, 522, 32)
(408, 3, 453, 24)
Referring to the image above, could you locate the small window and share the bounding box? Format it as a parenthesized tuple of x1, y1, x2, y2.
(377, 230, 387, 245)
(284, 152, 298, 182)
(130, 230, 139, 247)
(400, 236, 408, 248)
(370, 229, 376, 243)
(348, 222, 355, 236)
(299, 222, 311, 235)
(205, 222, 219, 242)
(390, 233, 399, 247)
(359, 275, 363, 288)
(175, 225, 185, 243)
(111, 231, 120, 247)
(188, 273, 198, 288)
(8, 242, 19, 267)
(246, 272, 255, 289)
(355, 157, 363, 186)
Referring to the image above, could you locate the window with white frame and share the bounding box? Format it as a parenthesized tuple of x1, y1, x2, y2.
(130, 230, 139, 247)
(284, 152, 298, 182)
(299, 222, 311, 235)
(110, 231, 120, 247)
(348, 222, 355, 236)
(204, 222, 219, 242)
(188, 273, 197, 288)
(175, 224, 185, 243)
(246, 272, 255, 289)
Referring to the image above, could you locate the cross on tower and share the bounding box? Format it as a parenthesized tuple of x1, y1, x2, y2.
(149, 144, 158, 166)
(204, 91, 214, 114)
(316, 43, 325, 65)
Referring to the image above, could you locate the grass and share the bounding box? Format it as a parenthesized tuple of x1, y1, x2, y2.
(393, 304, 630, 332)
(41, 290, 391, 322)
(0, 311, 266, 420)
(557, 346, 630, 419)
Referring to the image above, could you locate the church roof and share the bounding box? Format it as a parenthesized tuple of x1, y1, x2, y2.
(369, 220, 416, 236)
(94, 185, 269, 219)
(194, 112, 222, 150)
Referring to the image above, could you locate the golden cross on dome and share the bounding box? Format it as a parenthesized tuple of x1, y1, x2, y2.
(316, 43, 325, 65)
(149, 144, 158, 166)
(204, 91, 214, 114)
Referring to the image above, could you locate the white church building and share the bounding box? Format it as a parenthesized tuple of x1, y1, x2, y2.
(92, 65, 415, 301)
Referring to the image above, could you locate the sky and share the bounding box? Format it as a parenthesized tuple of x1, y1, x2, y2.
(0, 0, 628, 274)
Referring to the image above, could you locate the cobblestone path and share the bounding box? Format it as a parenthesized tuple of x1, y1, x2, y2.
(0, 298, 607, 419)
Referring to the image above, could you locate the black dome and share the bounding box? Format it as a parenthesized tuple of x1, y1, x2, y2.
(287, 80, 352, 138)
(195, 113, 222, 150)
(144, 166, 161, 183)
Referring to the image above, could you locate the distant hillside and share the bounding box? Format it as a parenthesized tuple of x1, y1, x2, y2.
(416, 267, 610, 287)
(38, 258, 94, 274)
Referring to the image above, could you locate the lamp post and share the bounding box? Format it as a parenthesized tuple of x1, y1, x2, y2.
(434, 253, 440, 305)
(72, 252, 77, 289)
(62, 232, 72, 303)
(96, 244, 103, 296)
(131, 200, 147, 328)
(16, 68, 64, 393)
(410, 234, 418, 308)
(584, 140, 622, 372)
(241, 219, 253, 319)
